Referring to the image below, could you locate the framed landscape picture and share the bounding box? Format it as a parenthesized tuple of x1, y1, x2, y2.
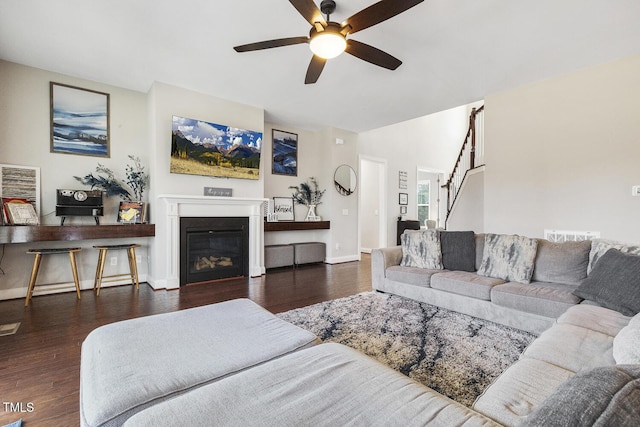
(50, 82, 110, 157)
(272, 129, 297, 176)
(171, 115, 262, 180)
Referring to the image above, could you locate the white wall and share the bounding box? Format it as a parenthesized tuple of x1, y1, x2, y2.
(360, 159, 382, 251)
(484, 55, 640, 241)
(447, 169, 484, 232)
(358, 102, 482, 245)
(0, 60, 151, 300)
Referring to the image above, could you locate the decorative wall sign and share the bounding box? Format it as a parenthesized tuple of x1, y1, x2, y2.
(204, 187, 233, 197)
(399, 170, 408, 189)
(171, 115, 262, 180)
(117, 201, 146, 224)
(50, 82, 110, 157)
(272, 129, 298, 176)
(273, 197, 294, 221)
(399, 192, 408, 205)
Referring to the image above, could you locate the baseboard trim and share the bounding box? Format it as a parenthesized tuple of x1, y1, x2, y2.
(325, 254, 361, 264)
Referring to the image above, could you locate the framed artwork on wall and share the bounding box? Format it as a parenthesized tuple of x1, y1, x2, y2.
(171, 115, 262, 180)
(272, 197, 294, 221)
(117, 201, 146, 224)
(399, 192, 408, 205)
(272, 129, 297, 176)
(399, 170, 408, 189)
(50, 82, 110, 157)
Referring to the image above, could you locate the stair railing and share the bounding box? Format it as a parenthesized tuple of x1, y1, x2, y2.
(442, 105, 484, 226)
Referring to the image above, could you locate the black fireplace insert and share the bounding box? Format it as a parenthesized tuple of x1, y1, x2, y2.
(180, 217, 249, 285)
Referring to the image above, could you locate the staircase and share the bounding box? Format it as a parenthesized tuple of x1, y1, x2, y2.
(442, 105, 484, 228)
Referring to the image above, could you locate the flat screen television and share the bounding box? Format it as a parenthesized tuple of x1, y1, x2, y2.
(171, 115, 262, 180)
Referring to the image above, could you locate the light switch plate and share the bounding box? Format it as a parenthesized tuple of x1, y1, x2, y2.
(633, 185, 640, 196)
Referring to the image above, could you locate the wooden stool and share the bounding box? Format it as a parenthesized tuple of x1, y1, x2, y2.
(93, 244, 140, 296)
(25, 248, 82, 307)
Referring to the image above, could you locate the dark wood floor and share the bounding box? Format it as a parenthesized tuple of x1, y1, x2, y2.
(0, 255, 372, 427)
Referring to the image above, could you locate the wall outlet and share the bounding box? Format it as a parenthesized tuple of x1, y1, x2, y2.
(633, 185, 640, 196)
(342, 209, 349, 216)
(335, 243, 341, 250)
(110, 257, 117, 266)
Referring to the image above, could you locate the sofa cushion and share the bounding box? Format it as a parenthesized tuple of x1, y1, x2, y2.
(491, 282, 580, 318)
(477, 234, 538, 284)
(557, 304, 631, 337)
(431, 271, 505, 301)
(473, 358, 574, 427)
(124, 343, 501, 427)
(439, 231, 476, 272)
(521, 365, 640, 427)
(522, 323, 615, 372)
(386, 265, 441, 288)
(532, 239, 591, 285)
(574, 248, 640, 316)
(588, 238, 640, 274)
(613, 313, 640, 364)
(400, 229, 443, 270)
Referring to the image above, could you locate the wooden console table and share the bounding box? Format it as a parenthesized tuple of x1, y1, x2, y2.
(264, 221, 330, 232)
(0, 224, 155, 244)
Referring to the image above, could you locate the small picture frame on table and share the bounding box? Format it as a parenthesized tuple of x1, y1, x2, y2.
(117, 201, 146, 224)
(399, 193, 408, 205)
(272, 197, 294, 221)
(3, 200, 39, 225)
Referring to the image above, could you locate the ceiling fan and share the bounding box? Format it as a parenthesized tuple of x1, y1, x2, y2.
(233, 0, 424, 84)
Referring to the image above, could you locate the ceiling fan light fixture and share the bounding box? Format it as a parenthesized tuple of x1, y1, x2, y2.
(309, 31, 346, 59)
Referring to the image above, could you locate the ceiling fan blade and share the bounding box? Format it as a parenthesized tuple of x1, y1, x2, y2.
(305, 55, 327, 84)
(345, 39, 402, 70)
(234, 36, 309, 52)
(344, 0, 423, 34)
(290, 0, 326, 27)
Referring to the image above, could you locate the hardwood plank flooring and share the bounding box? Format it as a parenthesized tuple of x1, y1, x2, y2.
(0, 255, 371, 427)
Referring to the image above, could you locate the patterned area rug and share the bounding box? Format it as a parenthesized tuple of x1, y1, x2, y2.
(277, 292, 535, 407)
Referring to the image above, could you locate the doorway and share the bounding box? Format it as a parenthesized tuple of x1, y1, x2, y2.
(359, 156, 387, 253)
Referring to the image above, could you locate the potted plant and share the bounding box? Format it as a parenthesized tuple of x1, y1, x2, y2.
(75, 155, 149, 201)
(289, 177, 325, 221)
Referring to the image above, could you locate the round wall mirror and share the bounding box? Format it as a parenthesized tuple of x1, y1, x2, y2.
(334, 164, 357, 196)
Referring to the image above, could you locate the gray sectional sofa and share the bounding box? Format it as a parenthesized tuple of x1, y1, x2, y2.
(81, 231, 640, 426)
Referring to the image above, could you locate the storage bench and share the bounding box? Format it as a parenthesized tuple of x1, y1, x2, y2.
(293, 241, 326, 265)
(264, 244, 294, 269)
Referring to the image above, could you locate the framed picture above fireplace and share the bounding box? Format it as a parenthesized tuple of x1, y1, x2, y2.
(170, 115, 263, 180)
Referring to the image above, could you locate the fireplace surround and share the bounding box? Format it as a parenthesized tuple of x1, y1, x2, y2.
(151, 195, 267, 290)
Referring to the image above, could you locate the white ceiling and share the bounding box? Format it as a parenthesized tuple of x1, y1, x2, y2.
(1, 0, 639, 132)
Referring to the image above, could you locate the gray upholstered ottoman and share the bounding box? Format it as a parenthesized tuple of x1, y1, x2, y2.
(123, 343, 499, 427)
(264, 244, 294, 269)
(80, 299, 318, 427)
(293, 241, 326, 265)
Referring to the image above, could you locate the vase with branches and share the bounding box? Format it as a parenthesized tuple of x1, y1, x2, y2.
(289, 177, 325, 221)
(75, 155, 149, 201)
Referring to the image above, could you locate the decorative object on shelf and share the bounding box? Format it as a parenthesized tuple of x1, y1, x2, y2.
(3, 199, 39, 225)
(55, 189, 104, 225)
(0, 164, 40, 226)
(290, 177, 326, 221)
(117, 201, 146, 224)
(334, 164, 357, 196)
(273, 197, 295, 221)
(272, 129, 298, 176)
(50, 82, 110, 157)
(399, 192, 408, 205)
(75, 155, 149, 201)
(203, 187, 233, 197)
(171, 115, 262, 180)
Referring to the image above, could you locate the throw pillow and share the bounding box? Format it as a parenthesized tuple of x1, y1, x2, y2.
(613, 313, 640, 364)
(477, 234, 538, 283)
(400, 229, 443, 270)
(587, 238, 640, 274)
(439, 231, 476, 272)
(532, 239, 591, 285)
(573, 249, 640, 316)
(521, 365, 640, 427)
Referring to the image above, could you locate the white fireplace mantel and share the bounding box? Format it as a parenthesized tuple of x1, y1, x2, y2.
(149, 194, 267, 290)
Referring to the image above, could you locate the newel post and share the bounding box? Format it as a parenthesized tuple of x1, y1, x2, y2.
(469, 107, 477, 170)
